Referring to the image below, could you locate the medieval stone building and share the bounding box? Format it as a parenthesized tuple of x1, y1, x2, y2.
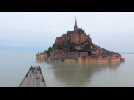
(52, 18, 95, 60)
(55, 18, 93, 47)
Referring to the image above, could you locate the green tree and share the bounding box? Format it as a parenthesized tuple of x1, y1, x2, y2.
(47, 47, 52, 56)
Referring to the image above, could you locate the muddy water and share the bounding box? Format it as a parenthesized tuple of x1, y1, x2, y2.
(0, 49, 133, 87)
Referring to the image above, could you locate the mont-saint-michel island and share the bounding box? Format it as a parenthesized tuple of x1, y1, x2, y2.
(3, 12, 134, 87)
(36, 19, 125, 64)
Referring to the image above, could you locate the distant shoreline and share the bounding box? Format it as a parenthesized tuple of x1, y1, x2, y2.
(120, 52, 134, 54)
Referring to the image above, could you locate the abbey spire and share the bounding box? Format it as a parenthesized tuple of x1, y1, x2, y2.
(74, 17, 78, 31)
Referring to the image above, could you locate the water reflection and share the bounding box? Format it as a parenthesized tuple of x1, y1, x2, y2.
(108, 63, 122, 71)
(50, 63, 121, 87)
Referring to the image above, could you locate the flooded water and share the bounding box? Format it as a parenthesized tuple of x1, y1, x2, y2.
(0, 49, 134, 87)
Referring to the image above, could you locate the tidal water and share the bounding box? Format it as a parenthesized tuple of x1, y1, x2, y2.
(0, 49, 134, 87)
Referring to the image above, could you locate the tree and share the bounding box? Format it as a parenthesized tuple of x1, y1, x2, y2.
(47, 47, 52, 56)
(48, 47, 52, 52)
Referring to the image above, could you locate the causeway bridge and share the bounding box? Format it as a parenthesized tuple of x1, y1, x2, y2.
(19, 66, 46, 87)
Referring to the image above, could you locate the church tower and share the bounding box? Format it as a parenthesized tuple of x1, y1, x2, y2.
(74, 17, 78, 31)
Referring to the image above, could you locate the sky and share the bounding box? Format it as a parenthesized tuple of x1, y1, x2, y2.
(0, 12, 134, 53)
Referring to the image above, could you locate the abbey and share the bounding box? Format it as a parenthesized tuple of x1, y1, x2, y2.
(58, 19, 92, 45)
(55, 19, 92, 48)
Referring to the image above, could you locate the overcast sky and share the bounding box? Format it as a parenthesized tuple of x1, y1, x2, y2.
(0, 12, 134, 52)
